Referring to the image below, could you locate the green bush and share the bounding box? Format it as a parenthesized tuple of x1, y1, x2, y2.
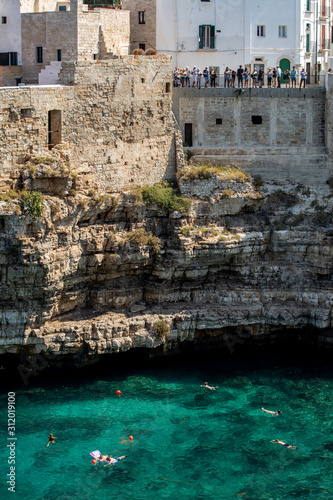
(23, 191, 44, 219)
(153, 320, 170, 339)
(140, 181, 191, 213)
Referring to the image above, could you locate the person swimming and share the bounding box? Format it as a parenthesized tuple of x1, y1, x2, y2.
(271, 439, 298, 450)
(262, 407, 282, 415)
(200, 382, 218, 391)
(104, 455, 127, 466)
(47, 433, 57, 447)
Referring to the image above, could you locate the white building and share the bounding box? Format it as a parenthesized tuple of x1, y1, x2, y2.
(123, 0, 333, 83)
(0, 0, 22, 66)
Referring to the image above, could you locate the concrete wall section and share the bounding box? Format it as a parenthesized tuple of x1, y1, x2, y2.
(173, 87, 328, 184)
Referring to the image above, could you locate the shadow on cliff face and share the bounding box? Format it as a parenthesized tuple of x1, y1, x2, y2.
(1, 329, 333, 389)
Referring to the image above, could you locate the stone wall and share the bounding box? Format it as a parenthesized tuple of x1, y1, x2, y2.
(97, 8, 130, 57)
(122, 0, 156, 53)
(0, 66, 22, 87)
(21, 0, 129, 84)
(173, 87, 329, 184)
(0, 56, 176, 193)
(21, 11, 78, 83)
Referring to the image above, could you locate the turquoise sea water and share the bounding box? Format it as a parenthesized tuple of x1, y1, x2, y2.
(1, 355, 333, 500)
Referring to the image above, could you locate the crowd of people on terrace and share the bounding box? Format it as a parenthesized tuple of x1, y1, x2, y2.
(173, 65, 332, 89)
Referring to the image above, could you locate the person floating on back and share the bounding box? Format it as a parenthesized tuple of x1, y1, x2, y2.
(201, 382, 218, 391)
(262, 407, 282, 415)
(271, 439, 298, 450)
(47, 433, 57, 447)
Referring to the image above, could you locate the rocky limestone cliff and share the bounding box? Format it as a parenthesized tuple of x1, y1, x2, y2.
(1, 156, 333, 366)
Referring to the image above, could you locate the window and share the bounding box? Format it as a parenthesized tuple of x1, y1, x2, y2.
(199, 25, 215, 49)
(279, 26, 287, 38)
(201, 0, 211, 2)
(139, 43, 146, 51)
(10, 52, 17, 66)
(216, 118, 222, 125)
(257, 25, 265, 37)
(166, 82, 171, 93)
(138, 11, 145, 24)
(2, 16, 7, 24)
(252, 116, 262, 125)
(306, 0, 311, 10)
(57, 49, 62, 61)
(306, 23, 310, 52)
(36, 47, 43, 63)
(59, 5, 66, 11)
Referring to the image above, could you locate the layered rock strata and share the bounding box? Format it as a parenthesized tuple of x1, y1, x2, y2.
(1, 162, 333, 364)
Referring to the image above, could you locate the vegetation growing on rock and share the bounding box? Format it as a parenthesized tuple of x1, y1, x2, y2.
(178, 163, 251, 183)
(140, 181, 191, 213)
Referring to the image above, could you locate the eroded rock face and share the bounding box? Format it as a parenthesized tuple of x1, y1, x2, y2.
(1, 170, 333, 363)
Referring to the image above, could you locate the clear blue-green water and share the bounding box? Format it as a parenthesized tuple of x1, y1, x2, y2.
(1, 357, 333, 500)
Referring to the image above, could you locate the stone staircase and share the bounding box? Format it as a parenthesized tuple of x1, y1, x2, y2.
(38, 61, 62, 85)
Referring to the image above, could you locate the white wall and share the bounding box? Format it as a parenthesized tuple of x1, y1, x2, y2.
(156, 0, 317, 74)
(0, 0, 22, 64)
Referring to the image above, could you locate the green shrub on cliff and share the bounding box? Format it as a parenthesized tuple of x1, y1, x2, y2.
(140, 181, 191, 213)
(179, 163, 250, 183)
(126, 228, 161, 253)
(153, 320, 170, 339)
(23, 191, 44, 219)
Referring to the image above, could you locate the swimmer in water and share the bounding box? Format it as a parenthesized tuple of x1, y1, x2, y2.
(262, 407, 282, 415)
(47, 433, 57, 447)
(104, 455, 127, 466)
(271, 439, 298, 450)
(200, 382, 218, 391)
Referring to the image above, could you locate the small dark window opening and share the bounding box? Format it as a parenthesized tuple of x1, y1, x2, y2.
(2, 17, 7, 24)
(59, 5, 66, 11)
(139, 43, 146, 51)
(15, 77, 22, 85)
(252, 115, 262, 125)
(141, 78, 145, 83)
(166, 82, 171, 93)
(37, 46, 43, 63)
(93, 53, 98, 60)
(10, 52, 17, 66)
(138, 11, 145, 24)
(57, 49, 62, 61)
(216, 118, 222, 125)
(21, 108, 32, 119)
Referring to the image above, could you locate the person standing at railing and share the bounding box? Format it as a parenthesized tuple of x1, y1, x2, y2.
(277, 66, 282, 88)
(291, 66, 297, 88)
(300, 68, 307, 88)
(210, 67, 217, 87)
(237, 65, 244, 88)
(203, 67, 209, 87)
(224, 67, 231, 87)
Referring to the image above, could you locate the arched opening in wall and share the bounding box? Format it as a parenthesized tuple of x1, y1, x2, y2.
(279, 58, 291, 83)
(48, 110, 62, 150)
(166, 82, 171, 93)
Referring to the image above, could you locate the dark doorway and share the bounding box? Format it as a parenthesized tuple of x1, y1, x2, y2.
(48, 110, 61, 150)
(185, 123, 193, 147)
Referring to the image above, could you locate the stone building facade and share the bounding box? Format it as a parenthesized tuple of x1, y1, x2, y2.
(0, 56, 177, 193)
(21, 0, 130, 84)
(122, 0, 156, 54)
